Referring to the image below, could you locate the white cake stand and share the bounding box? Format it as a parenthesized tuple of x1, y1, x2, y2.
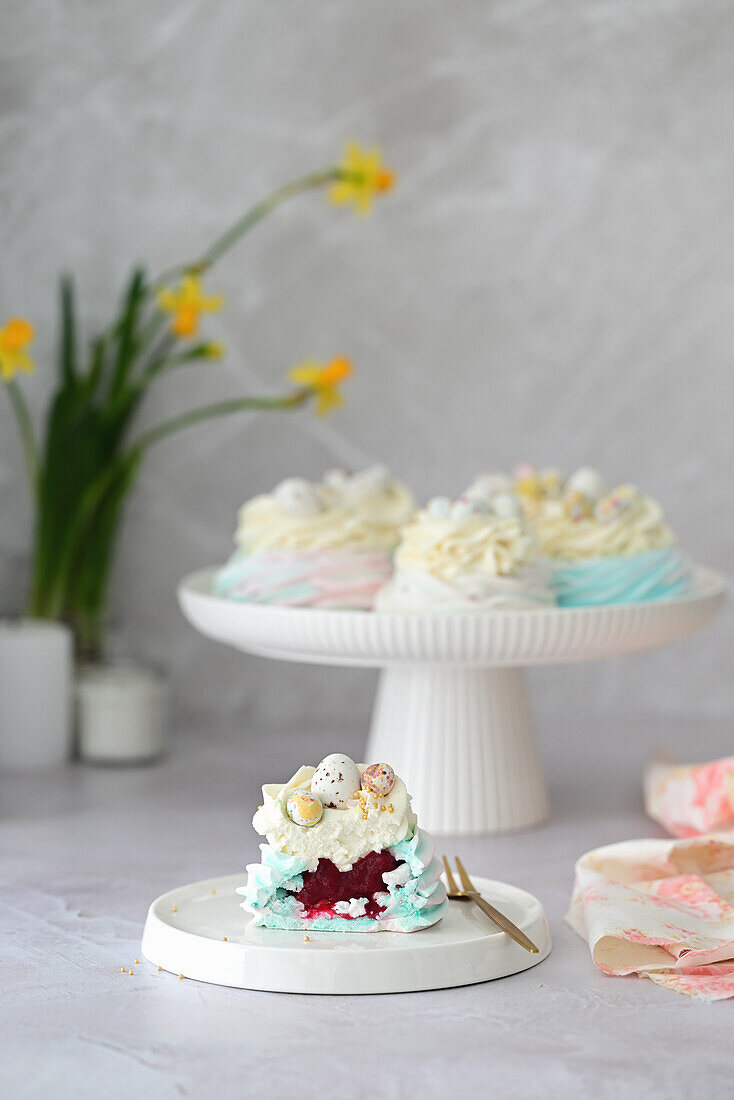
(178, 567, 725, 836)
(141, 872, 551, 994)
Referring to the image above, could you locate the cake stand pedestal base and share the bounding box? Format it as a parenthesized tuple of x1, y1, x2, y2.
(368, 666, 547, 835)
(178, 566, 725, 836)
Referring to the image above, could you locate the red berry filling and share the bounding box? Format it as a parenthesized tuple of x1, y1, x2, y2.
(294, 849, 401, 920)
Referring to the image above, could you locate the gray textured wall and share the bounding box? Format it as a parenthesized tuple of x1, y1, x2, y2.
(1, 0, 732, 734)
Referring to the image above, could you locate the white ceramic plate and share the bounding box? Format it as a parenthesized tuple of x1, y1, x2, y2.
(141, 872, 551, 994)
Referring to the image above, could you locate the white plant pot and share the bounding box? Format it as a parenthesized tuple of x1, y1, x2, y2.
(0, 619, 74, 770)
(76, 662, 170, 765)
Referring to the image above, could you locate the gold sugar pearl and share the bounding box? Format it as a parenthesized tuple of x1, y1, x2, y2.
(211, 889, 216, 895)
(380, 805, 386, 812)
(303, 935, 310, 942)
(172, 906, 178, 912)
(178, 973, 184, 979)
(222, 937, 228, 942)
(128, 970, 133, 975)
(157, 966, 162, 971)
(135, 959, 140, 964)
(120, 966, 126, 972)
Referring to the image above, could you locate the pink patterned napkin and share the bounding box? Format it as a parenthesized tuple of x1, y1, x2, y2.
(567, 834, 734, 1001)
(644, 755, 734, 837)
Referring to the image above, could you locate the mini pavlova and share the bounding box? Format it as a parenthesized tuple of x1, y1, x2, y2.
(239, 753, 447, 933)
(514, 465, 694, 607)
(375, 491, 554, 612)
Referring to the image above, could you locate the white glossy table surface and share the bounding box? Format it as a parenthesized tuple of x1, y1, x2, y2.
(2, 714, 731, 1099)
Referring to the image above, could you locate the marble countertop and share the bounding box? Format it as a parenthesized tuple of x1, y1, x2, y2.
(2, 714, 731, 1099)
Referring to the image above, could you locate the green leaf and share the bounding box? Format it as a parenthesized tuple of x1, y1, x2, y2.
(59, 275, 77, 383)
(108, 266, 148, 399)
(83, 334, 107, 398)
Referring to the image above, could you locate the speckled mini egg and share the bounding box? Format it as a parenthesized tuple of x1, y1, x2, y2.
(452, 496, 491, 521)
(361, 762, 395, 798)
(490, 492, 523, 520)
(427, 496, 452, 519)
(566, 467, 606, 504)
(286, 788, 323, 827)
(311, 754, 362, 809)
(463, 472, 513, 504)
(272, 477, 324, 516)
(564, 489, 593, 523)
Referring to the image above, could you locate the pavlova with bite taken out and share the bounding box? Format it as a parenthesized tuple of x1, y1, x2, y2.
(239, 753, 447, 933)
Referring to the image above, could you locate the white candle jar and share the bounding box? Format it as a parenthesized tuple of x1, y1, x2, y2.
(76, 661, 170, 765)
(0, 619, 74, 770)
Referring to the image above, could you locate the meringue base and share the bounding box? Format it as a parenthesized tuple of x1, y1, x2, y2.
(214, 548, 393, 610)
(552, 548, 694, 607)
(374, 567, 555, 612)
(240, 829, 448, 934)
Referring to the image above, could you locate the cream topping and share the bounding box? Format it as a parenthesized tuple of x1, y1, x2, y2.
(322, 465, 415, 542)
(533, 485, 675, 561)
(392, 499, 537, 582)
(252, 765, 416, 872)
(235, 483, 396, 554)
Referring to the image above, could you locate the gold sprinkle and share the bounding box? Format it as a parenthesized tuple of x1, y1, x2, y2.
(222, 936, 228, 942)
(380, 805, 386, 812)
(303, 935, 310, 942)
(172, 906, 178, 912)
(128, 969, 133, 975)
(157, 966, 162, 971)
(120, 966, 126, 972)
(211, 889, 216, 895)
(387, 803, 394, 813)
(178, 973, 184, 979)
(135, 958, 140, 964)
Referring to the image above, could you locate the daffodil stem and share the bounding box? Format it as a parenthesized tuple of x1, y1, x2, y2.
(130, 388, 311, 455)
(143, 343, 219, 383)
(6, 379, 39, 499)
(154, 168, 342, 287)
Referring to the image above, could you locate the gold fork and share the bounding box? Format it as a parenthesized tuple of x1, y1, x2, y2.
(442, 855, 539, 954)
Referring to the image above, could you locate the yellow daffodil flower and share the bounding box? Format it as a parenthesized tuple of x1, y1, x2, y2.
(0, 318, 35, 382)
(288, 356, 353, 416)
(157, 275, 224, 338)
(328, 141, 396, 215)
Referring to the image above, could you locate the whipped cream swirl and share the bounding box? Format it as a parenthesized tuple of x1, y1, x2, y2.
(533, 486, 675, 561)
(392, 499, 537, 581)
(252, 764, 416, 872)
(323, 464, 415, 542)
(233, 471, 410, 555)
